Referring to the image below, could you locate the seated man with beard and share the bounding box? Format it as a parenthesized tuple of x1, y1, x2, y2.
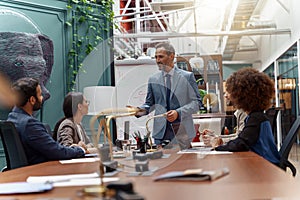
(7, 77, 86, 165)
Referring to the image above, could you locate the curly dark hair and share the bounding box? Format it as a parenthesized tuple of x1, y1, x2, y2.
(225, 67, 274, 113)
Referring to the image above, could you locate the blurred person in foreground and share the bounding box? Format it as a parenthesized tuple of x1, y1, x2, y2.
(7, 77, 86, 165)
(212, 67, 280, 165)
(0, 72, 18, 108)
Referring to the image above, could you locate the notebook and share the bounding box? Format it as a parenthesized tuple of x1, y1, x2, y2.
(154, 167, 230, 182)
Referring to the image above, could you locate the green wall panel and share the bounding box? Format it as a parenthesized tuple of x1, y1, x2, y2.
(0, 0, 69, 127)
(0, 0, 113, 169)
(223, 64, 252, 80)
(0, 0, 113, 125)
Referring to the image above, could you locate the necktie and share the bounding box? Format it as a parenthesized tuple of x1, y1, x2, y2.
(166, 74, 171, 111)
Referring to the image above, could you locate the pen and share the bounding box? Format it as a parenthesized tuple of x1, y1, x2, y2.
(137, 130, 141, 138)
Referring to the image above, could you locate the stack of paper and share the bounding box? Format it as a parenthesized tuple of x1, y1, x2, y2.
(0, 182, 53, 194)
(26, 172, 119, 187)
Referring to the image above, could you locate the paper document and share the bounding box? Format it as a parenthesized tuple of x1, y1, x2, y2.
(177, 148, 232, 155)
(208, 151, 233, 155)
(0, 182, 53, 194)
(26, 172, 119, 187)
(191, 142, 207, 147)
(60, 157, 100, 164)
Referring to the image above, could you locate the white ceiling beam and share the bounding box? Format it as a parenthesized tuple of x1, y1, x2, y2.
(220, 0, 239, 53)
(114, 29, 291, 38)
(222, 60, 261, 64)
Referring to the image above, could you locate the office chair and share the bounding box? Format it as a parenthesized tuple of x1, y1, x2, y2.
(0, 121, 28, 171)
(278, 116, 300, 177)
(265, 107, 282, 137)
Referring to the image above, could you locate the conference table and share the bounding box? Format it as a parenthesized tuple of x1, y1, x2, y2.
(192, 113, 233, 119)
(0, 147, 300, 200)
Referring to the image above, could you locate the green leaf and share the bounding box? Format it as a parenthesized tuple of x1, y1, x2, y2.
(89, 26, 96, 31)
(85, 43, 94, 54)
(78, 16, 86, 23)
(65, 21, 72, 27)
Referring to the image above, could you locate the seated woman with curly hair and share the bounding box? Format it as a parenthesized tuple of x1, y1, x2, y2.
(214, 67, 280, 165)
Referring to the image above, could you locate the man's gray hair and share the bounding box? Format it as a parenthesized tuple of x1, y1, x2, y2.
(155, 42, 175, 55)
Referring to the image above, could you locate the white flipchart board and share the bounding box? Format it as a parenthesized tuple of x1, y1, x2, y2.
(114, 58, 158, 140)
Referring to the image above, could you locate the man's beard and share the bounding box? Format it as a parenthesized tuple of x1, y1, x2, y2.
(158, 63, 168, 71)
(158, 63, 164, 70)
(33, 100, 42, 111)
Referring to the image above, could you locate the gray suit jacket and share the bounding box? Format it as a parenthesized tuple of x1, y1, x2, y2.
(140, 67, 202, 142)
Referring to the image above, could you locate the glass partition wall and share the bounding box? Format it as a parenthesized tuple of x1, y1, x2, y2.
(264, 42, 299, 148)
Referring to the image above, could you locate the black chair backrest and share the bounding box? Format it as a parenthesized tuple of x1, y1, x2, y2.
(265, 107, 282, 136)
(278, 116, 300, 176)
(0, 121, 28, 171)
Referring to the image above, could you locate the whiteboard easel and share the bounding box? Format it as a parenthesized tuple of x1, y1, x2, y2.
(114, 58, 158, 141)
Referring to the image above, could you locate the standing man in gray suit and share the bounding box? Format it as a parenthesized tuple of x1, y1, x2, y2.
(133, 42, 202, 149)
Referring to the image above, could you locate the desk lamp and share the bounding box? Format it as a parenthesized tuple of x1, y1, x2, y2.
(145, 113, 167, 151)
(85, 107, 145, 197)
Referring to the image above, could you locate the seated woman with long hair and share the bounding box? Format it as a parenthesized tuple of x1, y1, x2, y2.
(53, 92, 96, 153)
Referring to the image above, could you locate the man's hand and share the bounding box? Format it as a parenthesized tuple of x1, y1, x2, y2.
(126, 105, 147, 117)
(166, 110, 178, 122)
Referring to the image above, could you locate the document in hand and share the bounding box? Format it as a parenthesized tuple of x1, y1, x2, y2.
(0, 182, 53, 194)
(153, 167, 229, 182)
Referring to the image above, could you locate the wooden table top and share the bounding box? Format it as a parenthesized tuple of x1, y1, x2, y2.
(0, 149, 299, 200)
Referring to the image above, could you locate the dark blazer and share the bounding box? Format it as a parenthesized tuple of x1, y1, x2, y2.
(216, 111, 280, 165)
(140, 67, 202, 141)
(7, 107, 85, 165)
